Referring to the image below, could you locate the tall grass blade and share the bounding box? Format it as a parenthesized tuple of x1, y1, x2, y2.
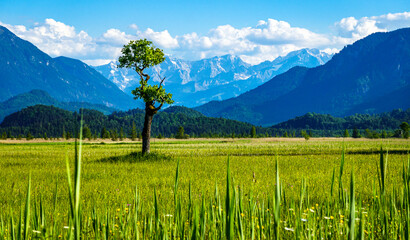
(23, 175, 31, 240)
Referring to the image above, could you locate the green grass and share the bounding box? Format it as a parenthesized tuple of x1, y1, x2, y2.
(0, 138, 409, 239)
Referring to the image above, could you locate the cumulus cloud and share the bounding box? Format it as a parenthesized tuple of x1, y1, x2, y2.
(1, 12, 409, 66)
(139, 28, 179, 49)
(335, 12, 410, 40)
(0, 19, 95, 57)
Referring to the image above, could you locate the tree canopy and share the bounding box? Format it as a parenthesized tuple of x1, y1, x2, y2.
(118, 39, 173, 107)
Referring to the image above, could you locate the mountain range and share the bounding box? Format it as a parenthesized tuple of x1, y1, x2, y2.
(0, 26, 138, 110)
(1, 24, 409, 128)
(93, 49, 332, 107)
(195, 28, 410, 125)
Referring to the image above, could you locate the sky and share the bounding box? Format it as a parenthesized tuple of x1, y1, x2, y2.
(0, 0, 409, 66)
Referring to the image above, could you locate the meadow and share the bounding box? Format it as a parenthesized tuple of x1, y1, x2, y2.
(0, 137, 409, 239)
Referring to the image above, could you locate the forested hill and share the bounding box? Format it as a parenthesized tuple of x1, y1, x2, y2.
(271, 109, 410, 130)
(0, 105, 258, 138)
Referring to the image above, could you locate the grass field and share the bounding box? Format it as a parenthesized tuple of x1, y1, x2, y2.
(0, 137, 409, 239)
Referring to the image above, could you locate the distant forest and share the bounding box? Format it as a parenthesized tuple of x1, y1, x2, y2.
(0, 105, 409, 139)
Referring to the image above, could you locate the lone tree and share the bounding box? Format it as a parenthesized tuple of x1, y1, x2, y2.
(118, 39, 173, 154)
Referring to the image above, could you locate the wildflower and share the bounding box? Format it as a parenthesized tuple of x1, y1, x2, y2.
(330, 216, 334, 219)
(324, 217, 330, 220)
(309, 209, 315, 213)
(33, 230, 41, 233)
(165, 214, 173, 217)
(284, 227, 295, 232)
(117, 208, 120, 212)
(301, 218, 308, 222)
(241, 213, 245, 217)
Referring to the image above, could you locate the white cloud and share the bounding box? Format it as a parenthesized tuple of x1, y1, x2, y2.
(0, 19, 95, 57)
(139, 28, 179, 49)
(100, 28, 132, 45)
(129, 24, 138, 30)
(335, 12, 410, 40)
(1, 12, 409, 66)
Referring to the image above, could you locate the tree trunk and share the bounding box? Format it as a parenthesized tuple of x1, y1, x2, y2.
(142, 103, 155, 155)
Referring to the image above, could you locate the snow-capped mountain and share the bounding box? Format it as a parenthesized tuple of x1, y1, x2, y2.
(93, 49, 333, 107)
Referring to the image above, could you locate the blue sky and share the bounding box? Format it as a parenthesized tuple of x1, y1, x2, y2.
(1, 0, 409, 65)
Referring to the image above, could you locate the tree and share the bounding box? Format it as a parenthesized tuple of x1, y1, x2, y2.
(301, 130, 310, 140)
(118, 39, 174, 154)
(66, 132, 72, 140)
(343, 129, 350, 138)
(176, 126, 189, 139)
(119, 127, 125, 141)
(83, 126, 92, 140)
(251, 126, 256, 138)
(352, 128, 361, 138)
(101, 127, 109, 139)
(400, 122, 409, 139)
(111, 129, 118, 141)
(26, 131, 33, 140)
(130, 122, 138, 141)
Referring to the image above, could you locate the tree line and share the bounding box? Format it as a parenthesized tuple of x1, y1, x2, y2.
(0, 105, 408, 140)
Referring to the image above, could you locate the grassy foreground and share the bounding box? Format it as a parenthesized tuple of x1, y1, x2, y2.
(0, 138, 409, 239)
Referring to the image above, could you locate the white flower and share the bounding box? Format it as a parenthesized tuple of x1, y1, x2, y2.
(32, 230, 41, 233)
(309, 209, 315, 213)
(284, 227, 295, 232)
(324, 216, 330, 219)
(301, 218, 308, 222)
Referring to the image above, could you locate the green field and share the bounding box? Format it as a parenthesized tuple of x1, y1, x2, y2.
(0, 138, 409, 239)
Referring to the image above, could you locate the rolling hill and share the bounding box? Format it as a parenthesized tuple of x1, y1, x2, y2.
(0, 89, 118, 122)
